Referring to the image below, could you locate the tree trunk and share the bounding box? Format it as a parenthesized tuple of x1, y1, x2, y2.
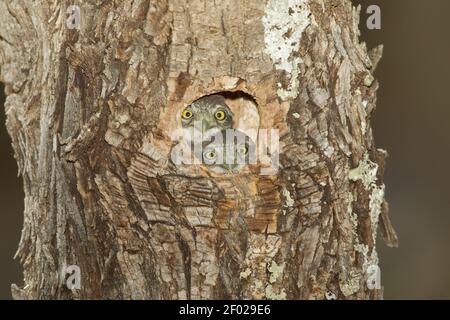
(0, 0, 397, 300)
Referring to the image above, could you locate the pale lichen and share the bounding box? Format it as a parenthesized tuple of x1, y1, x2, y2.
(255, 280, 263, 289)
(263, 0, 311, 100)
(268, 261, 285, 284)
(348, 153, 386, 290)
(277, 62, 301, 100)
(339, 270, 362, 297)
(239, 268, 252, 279)
(369, 184, 385, 243)
(364, 74, 374, 87)
(349, 153, 385, 244)
(348, 153, 378, 190)
(264, 261, 287, 299)
(282, 187, 295, 208)
(265, 284, 287, 300)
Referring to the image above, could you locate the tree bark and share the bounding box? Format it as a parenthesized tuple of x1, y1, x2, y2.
(0, 0, 397, 300)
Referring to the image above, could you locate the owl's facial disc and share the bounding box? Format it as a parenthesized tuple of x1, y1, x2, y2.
(181, 97, 233, 136)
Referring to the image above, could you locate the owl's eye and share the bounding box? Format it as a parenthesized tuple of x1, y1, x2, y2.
(182, 108, 193, 119)
(214, 110, 227, 121)
(238, 145, 249, 155)
(204, 150, 217, 160)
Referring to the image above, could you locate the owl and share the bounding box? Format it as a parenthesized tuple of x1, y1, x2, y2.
(198, 129, 256, 174)
(181, 95, 234, 135)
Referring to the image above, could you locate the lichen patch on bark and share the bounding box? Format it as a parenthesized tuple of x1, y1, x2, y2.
(263, 0, 311, 100)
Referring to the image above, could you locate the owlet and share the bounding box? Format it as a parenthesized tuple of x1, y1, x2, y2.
(181, 95, 233, 136)
(198, 129, 256, 174)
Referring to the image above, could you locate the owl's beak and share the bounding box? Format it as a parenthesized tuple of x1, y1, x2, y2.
(202, 119, 214, 133)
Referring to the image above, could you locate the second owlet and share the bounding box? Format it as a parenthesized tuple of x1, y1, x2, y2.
(198, 129, 256, 174)
(181, 95, 233, 135)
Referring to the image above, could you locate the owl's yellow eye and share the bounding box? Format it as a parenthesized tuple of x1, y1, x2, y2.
(182, 108, 193, 119)
(238, 145, 249, 155)
(204, 150, 217, 160)
(215, 110, 227, 121)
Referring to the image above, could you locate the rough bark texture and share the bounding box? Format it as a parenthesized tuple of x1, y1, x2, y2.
(0, 0, 397, 300)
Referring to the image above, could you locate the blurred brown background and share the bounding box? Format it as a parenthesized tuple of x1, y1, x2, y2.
(1, 0, 450, 299)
